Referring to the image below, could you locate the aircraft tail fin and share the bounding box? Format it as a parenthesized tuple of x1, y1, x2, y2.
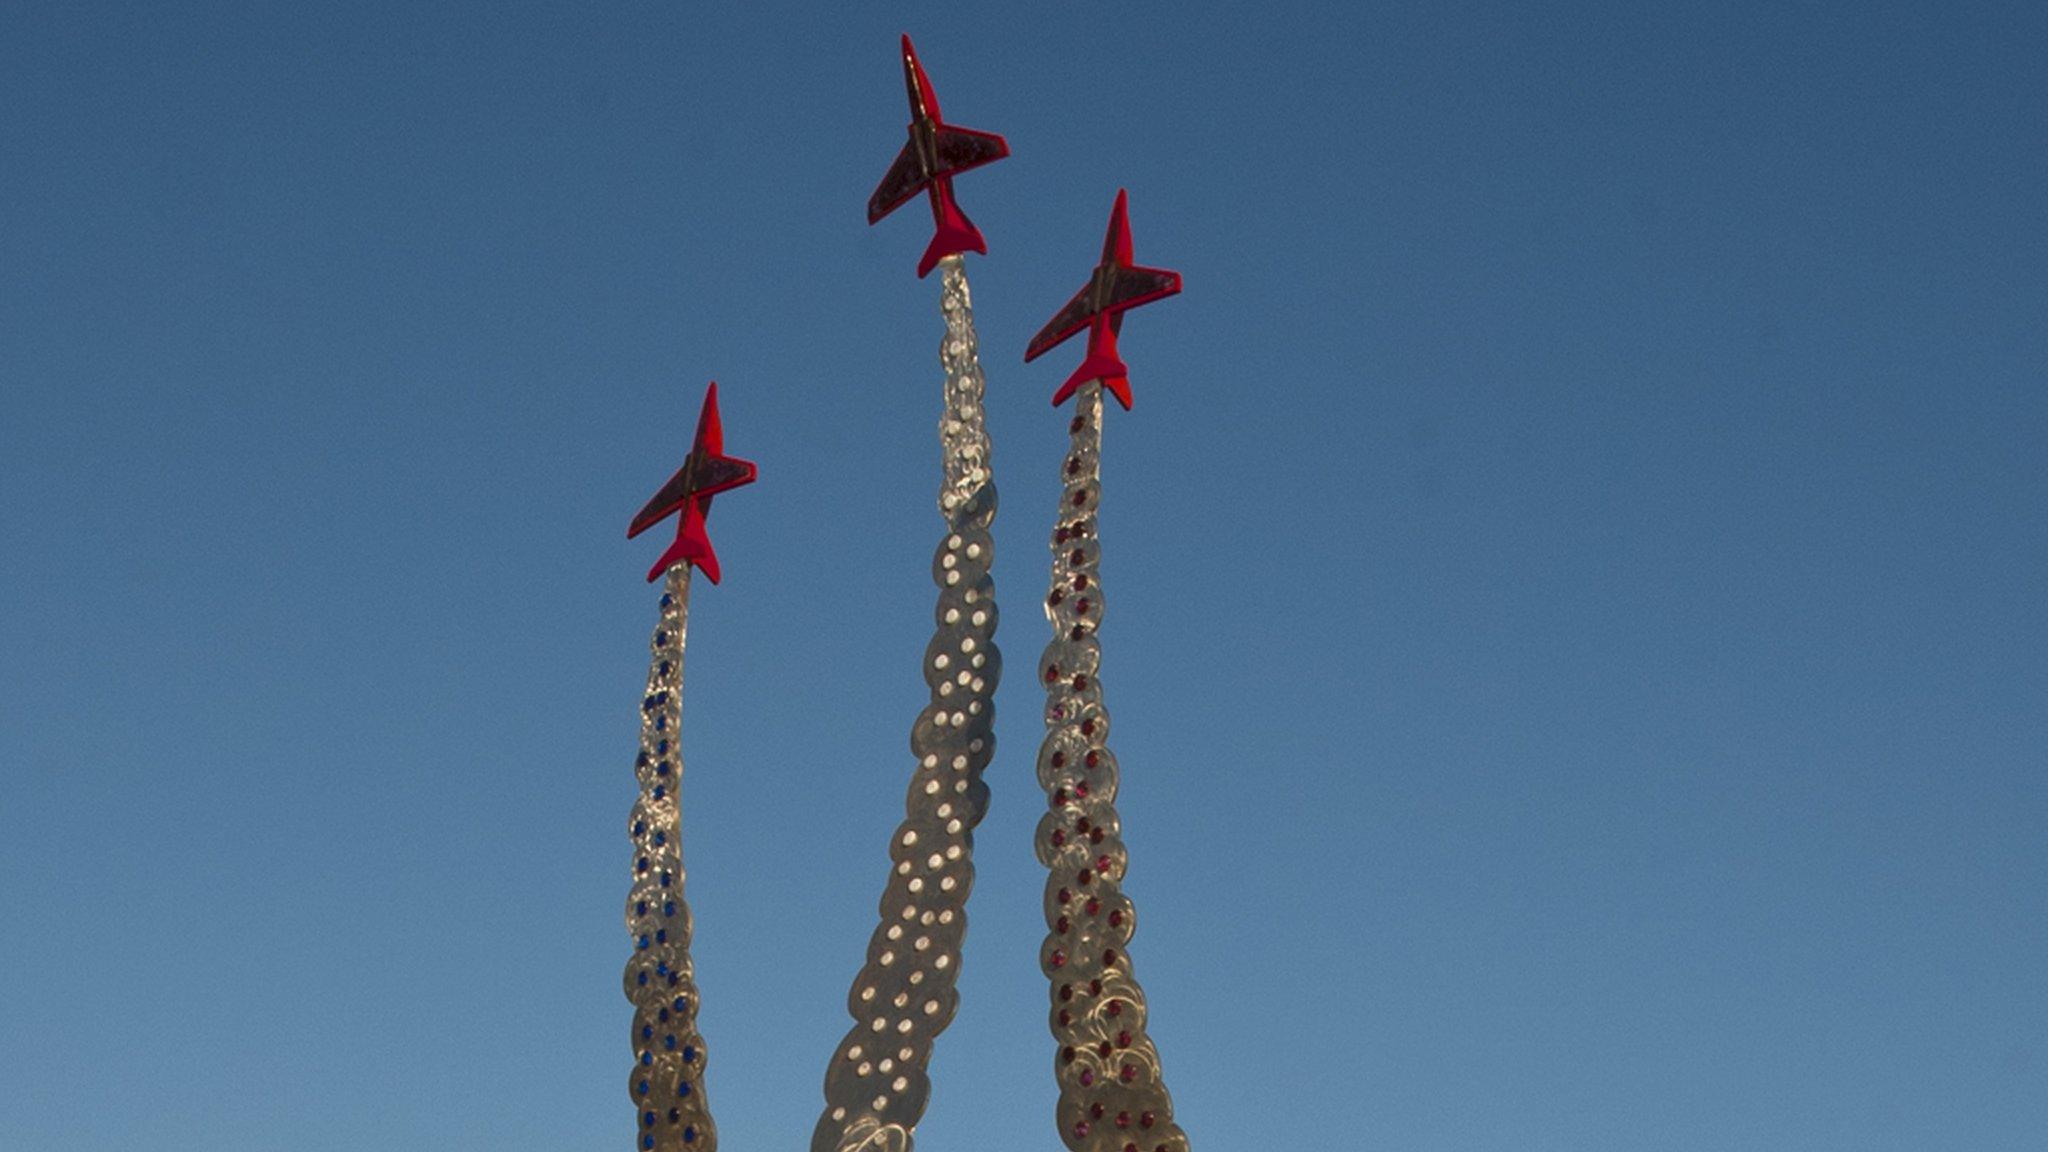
(646, 500, 722, 584)
(917, 196, 988, 278)
(1051, 354, 1133, 408)
(1051, 316, 1132, 408)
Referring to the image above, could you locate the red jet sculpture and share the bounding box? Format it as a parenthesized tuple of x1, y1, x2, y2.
(1025, 189, 1182, 410)
(867, 34, 1010, 278)
(627, 383, 757, 584)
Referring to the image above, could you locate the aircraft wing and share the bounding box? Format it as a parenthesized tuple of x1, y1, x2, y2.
(1105, 264, 1182, 314)
(868, 141, 927, 223)
(628, 455, 756, 538)
(1024, 281, 1096, 362)
(868, 126, 1009, 224)
(629, 468, 691, 538)
(1024, 262, 1182, 362)
(932, 126, 1007, 179)
(691, 455, 755, 501)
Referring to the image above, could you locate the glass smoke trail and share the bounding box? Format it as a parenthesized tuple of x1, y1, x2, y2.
(1033, 379, 1189, 1152)
(624, 565, 718, 1152)
(811, 254, 1004, 1152)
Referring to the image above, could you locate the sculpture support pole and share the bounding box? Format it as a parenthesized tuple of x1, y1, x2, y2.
(812, 254, 1003, 1152)
(624, 565, 718, 1152)
(1034, 380, 1188, 1152)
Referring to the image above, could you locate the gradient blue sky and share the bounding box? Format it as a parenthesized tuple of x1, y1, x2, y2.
(3, 3, 2044, 1149)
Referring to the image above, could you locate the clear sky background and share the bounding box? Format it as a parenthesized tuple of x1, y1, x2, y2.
(2, 2, 2044, 1149)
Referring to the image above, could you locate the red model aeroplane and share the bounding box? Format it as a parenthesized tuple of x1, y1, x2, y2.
(627, 383, 757, 584)
(1024, 189, 1182, 410)
(868, 34, 1010, 278)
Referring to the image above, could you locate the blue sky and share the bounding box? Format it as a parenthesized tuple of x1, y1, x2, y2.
(2, 2, 2043, 1149)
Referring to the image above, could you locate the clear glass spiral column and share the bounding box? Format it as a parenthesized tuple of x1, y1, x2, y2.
(623, 565, 717, 1152)
(811, 254, 1003, 1152)
(1033, 379, 1188, 1152)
